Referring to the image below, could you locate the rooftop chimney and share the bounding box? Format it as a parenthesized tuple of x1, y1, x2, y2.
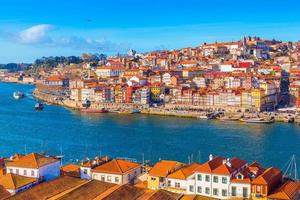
(209, 154, 213, 161)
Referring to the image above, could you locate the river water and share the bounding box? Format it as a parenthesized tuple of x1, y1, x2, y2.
(0, 82, 300, 169)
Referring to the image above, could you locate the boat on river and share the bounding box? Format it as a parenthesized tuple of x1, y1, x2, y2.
(81, 108, 109, 113)
(240, 118, 275, 124)
(118, 109, 141, 114)
(35, 103, 44, 111)
(13, 91, 24, 100)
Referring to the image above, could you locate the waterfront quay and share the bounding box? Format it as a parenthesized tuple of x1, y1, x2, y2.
(33, 88, 300, 124)
(0, 151, 299, 200)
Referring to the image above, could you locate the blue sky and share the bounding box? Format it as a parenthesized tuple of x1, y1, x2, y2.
(0, 0, 300, 63)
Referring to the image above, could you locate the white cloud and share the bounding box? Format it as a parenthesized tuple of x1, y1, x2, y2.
(0, 24, 129, 53)
(17, 24, 53, 44)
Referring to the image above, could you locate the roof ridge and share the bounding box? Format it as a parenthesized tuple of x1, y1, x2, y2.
(114, 160, 124, 173)
(32, 153, 39, 168)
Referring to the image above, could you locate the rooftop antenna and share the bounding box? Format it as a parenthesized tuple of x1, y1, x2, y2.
(198, 151, 201, 163)
(24, 144, 27, 155)
(58, 145, 64, 166)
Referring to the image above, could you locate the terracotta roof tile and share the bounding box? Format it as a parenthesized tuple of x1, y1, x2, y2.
(9, 176, 87, 200)
(57, 180, 116, 200)
(268, 181, 300, 200)
(167, 163, 200, 180)
(149, 160, 184, 177)
(92, 159, 141, 175)
(252, 167, 282, 185)
(0, 185, 10, 200)
(0, 173, 37, 190)
(194, 156, 224, 173)
(6, 153, 59, 169)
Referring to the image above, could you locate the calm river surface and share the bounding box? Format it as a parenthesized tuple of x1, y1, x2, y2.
(0, 82, 300, 169)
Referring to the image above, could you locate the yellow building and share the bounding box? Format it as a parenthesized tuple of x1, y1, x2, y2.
(251, 88, 266, 111)
(114, 85, 125, 103)
(147, 160, 184, 190)
(150, 83, 162, 103)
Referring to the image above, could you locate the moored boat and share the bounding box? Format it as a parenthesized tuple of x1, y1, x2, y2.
(81, 108, 109, 113)
(132, 109, 141, 114)
(35, 103, 44, 111)
(240, 118, 275, 124)
(13, 91, 25, 100)
(118, 109, 141, 114)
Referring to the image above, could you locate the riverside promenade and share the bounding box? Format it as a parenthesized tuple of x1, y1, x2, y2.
(33, 89, 300, 124)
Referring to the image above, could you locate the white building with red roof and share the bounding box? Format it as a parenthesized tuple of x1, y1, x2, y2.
(91, 159, 142, 185)
(5, 153, 60, 182)
(186, 155, 247, 199)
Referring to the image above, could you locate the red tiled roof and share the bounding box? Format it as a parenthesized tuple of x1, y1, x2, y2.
(92, 159, 141, 175)
(252, 167, 282, 185)
(268, 181, 300, 200)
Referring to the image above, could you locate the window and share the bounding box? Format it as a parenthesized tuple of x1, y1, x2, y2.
(222, 177, 227, 184)
(231, 186, 237, 197)
(115, 177, 120, 183)
(16, 169, 19, 174)
(24, 170, 27, 176)
(31, 170, 34, 176)
(101, 175, 105, 181)
(243, 187, 248, 198)
(213, 188, 219, 196)
(9, 169, 13, 173)
(205, 175, 210, 182)
(222, 189, 227, 197)
(257, 186, 261, 193)
(197, 186, 202, 194)
(83, 169, 88, 174)
(151, 177, 156, 181)
(93, 174, 98, 179)
(167, 180, 171, 186)
(175, 182, 180, 188)
(205, 187, 210, 194)
(213, 176, 218, 183)
(107, 176, 112, 182)
(189, 185, 194, 192)
(197, 174, 202, 181)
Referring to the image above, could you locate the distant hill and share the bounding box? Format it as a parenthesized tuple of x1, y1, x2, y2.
(0, 63, 31, 72)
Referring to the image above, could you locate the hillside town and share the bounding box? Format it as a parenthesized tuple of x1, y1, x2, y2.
(0, 152, 299, 200)
(2, 36, 300, 122)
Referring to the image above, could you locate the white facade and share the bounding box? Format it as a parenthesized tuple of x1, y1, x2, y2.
(6, 161, 60, 181)
(80, 166, 92, 180)
(96, 67, 125, 78)
(220, 64, 233, 72)
(92, 166, 142, 185)
(193, 77, 206, 88)
(166, 178, 188, 193)
(230, 182, 251, 198)
(81, 88, 95, 102)
(162, 73, 172, 85)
